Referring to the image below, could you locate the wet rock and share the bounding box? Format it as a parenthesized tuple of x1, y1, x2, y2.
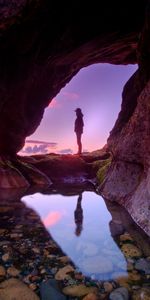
(132, 287, 150, 299)
(10, 233, 23, 239)
(40, 279, 66, 300)
(127, 262, 134, 271)
(0, 265, 6, 276)
(132, 285, 141, 290)
(109, 287, 129, 300)
(83, 292, 100, 300)
(57, 256, 70, 264)
(0, 207, 13, 213)
(2, 253, 11, 262)
(40, 268, 46, 275)
(0, 229, 7, 234)
(135, 258, 150, 274)
(29, 283, 37, 291)
(32, 247, 40, 254)
(103, 282, 113, 293)
(55, 265, 74, 280)
(128, 272, 141, 282)
(0, 168, 29, 189)
(121, 243, 142, 258)
(74, 272, 85, 280)
(62, 285, 98, 297)
(112, 273, 130, 290)
(0, 278, 39, 300)
(7, 266, 20, 277)
(0, 241, 10, 247)
(120, 233, 134, 242)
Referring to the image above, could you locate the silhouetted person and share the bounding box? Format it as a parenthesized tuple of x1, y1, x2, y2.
(74, 108, 84, 155)
(74, 193, 83, 236)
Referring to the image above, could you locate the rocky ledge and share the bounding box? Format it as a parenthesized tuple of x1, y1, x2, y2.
(0, 147, 110, 189)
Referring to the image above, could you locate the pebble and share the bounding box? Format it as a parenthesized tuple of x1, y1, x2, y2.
(120, 233, 133, 242)
(135, 258, 150, 274)
(29, 283, 37, 290)
(2, 253, 11, 262)
(75, 272, 85, 280)
(0, 265, 6, 276)
(132, 287, 150, 300)
(127, 262, 134, 271)
(0, 229, 6, 235)
(121, 244, 142, 258)
(57, 256, 70, 264)
(55, 265, 74, 280)
(109, 287, 129, 300)
(62, 285, 98, 297)
(103, 281, 113, 293)
(0, 278, 39, 299)
(10, 233, 23, 239)
(40, 268, 46, 274)
(7, 266, 20, 277)
(82, 293, 99, 300)
(128, 272, 141, 282)
(32, 247, 40, 254)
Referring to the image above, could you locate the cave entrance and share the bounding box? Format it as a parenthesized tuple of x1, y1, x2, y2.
(20, 63, 137, 156)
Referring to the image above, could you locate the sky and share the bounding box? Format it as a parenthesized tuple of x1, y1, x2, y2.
(20, 63, 137, 155)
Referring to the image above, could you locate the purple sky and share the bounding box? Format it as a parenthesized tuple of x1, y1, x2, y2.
(21, 63, 137, 155)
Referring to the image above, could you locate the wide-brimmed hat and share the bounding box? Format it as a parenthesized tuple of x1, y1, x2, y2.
(75, 108, 82, 113)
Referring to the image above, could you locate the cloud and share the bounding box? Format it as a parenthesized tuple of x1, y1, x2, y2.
(48, 98, 61, 109)
(58, 148, 73, 154)
(22, 144, 48, 154)
(21, 140, 57, 154)
(42, 211, 63, 227)
(48, 92, 79, 109)
(62, 91, 79, 100)
(26, 140, 57, 147)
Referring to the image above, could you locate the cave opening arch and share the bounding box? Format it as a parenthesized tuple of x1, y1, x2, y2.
(20, 63, 137, 156)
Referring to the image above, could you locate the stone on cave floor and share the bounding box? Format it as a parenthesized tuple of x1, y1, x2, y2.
(135, 258, 150, 274)
(0, 278, 39, 300)
(121, 243, 142, 258)
(132, 287, 150, 300)
(40, 279, 66, 300)
(62, 285, 99, 297)
(109, 287, 129, 300)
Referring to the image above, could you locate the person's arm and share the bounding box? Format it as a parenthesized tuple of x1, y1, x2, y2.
(74, 119, 77, 132)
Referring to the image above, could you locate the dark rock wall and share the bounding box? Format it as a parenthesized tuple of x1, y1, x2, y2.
(1, 0, 150, 235)
(0, 0, 147, 154)
(100, 1, 150, 236)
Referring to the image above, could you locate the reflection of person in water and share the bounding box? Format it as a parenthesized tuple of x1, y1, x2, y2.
(74, 193, 83, 236)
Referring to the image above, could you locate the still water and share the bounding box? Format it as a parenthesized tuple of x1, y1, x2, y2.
(22, 191, 129, 280)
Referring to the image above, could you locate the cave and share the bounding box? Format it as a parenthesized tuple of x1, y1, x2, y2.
(0, 0, 150, 238)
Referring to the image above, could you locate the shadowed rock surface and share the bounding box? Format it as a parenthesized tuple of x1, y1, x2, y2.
(0, 0, 148, 154)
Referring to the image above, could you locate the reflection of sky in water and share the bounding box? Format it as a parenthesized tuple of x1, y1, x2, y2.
(22, 192, 127, 280)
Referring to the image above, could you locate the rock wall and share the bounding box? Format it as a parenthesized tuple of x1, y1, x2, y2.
(101, 78, 150, 236)
(0, 0, 147, 154)
(100, 2, 150, 236)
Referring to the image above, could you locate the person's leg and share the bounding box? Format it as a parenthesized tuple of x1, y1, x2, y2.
(76, 133, 82, 154)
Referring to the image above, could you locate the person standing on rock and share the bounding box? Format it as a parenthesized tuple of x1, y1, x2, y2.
(74, 108, 84, 155)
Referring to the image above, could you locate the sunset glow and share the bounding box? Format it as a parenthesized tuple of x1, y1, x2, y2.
(42, 211, 63, 228)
